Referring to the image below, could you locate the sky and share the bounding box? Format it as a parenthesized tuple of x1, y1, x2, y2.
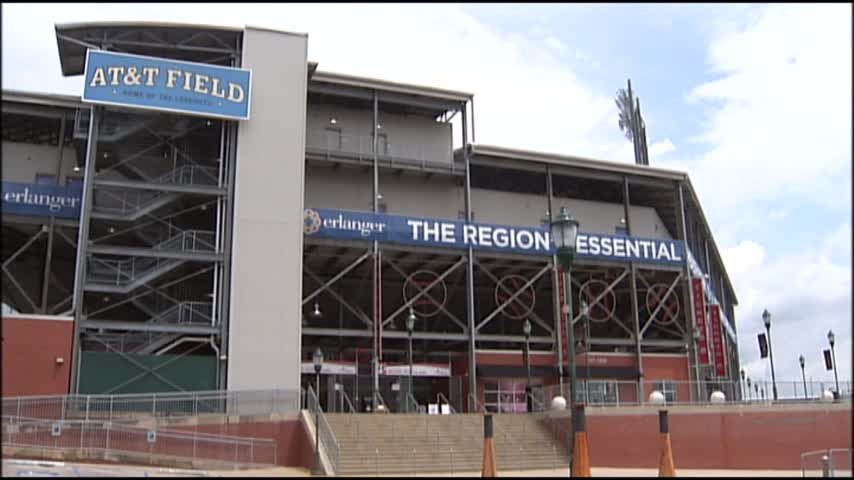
(2, 3, 851, 388)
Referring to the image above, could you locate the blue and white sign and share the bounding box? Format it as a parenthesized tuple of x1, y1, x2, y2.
(2, 182, 83, 219)
(82, 50, 252, 120)
(304, 208, 685, 265)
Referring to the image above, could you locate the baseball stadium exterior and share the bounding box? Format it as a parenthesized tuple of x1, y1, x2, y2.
(2, 22, 742, 415)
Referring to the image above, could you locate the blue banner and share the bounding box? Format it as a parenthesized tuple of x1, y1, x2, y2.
(304, 208, 684, 265)
(2, 182, 83, 219)
(82, 50, 252, 120)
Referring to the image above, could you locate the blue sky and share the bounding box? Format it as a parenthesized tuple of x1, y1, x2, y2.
(2, 3, 850, 386)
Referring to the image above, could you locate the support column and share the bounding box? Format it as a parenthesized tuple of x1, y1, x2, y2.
(462, 104, 477, 411)
(70, 105, 102, 394)
(624, 177, 643, 403)
(372, 90, 380, 409)
(677, 183, 702, 401)
(547, 165, 564, 395)
(40, 115, 66, 313)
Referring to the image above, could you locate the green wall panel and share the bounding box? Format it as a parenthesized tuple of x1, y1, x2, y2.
(79, 352, 217, 395)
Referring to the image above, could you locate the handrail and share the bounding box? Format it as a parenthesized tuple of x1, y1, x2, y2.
(405, 392, 420, 414)
(306, 385, 339, 473)
(436, 392, 455, 414)
(527, 391, 545, 412)
(339, 389, 357, 414)
(374, 391, 390, 413)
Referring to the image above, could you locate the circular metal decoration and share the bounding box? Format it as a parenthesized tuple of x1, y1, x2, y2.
(645, 283, 680, 326)
(403, 270, 447, 318)
(303, 209, 322, 235)
(494, 275, 536, 320)
(578, 279, 616, 324)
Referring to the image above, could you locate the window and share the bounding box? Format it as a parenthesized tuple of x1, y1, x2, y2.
(581, 381, 619, 404)
(653, 380, 678, 403)
(35, 174, 57, 185)
(483, 381, 529, 413)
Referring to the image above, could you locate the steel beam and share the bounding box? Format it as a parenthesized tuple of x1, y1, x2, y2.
(80, 319, 219, 335)
(86, 245, 222, 262)
(381, 256, 467, 331)
(304, 267, 372, 328)
(302, 250, 371, 305)
(93, 179, 225, 196)
(475, 263, 551, 331)
(474, 258, 553, 334)
(302, 327, 555, 344)
(639, 273, 683, 336)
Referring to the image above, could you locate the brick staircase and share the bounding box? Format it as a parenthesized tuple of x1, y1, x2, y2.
(325, 413, 569, 475)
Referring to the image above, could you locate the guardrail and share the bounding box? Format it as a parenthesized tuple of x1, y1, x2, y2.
(305, 131, 460, 173)
(306, 386, 339, 474)
(801, 448, 853, 477)
(2, 389, 301, 423)
(1, 415, 276, 470)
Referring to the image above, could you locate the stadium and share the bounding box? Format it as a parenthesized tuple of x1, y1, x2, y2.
(2, 22, 848, 476)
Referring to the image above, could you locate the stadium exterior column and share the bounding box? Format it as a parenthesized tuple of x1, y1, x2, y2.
(462, 103, 478, 411)
(40, 114, 66, 313)
(372, 89, 380, 410)
(624, 176, 643, 404)
(677, 182, 702, 401)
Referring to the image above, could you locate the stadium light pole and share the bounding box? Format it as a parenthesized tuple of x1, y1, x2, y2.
(799, 355, 807, 400)
(523, 318, 532, 412)
(828, 330, 839, 398)
(406, 308, 416, 412)
(762, 309, 778, 401)
(312, 348, 324, 475)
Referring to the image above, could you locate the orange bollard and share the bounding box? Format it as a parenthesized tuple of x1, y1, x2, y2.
(482, 414, 498, 477)
(572, 404, 592, 477)
(658, 410, 677, 477)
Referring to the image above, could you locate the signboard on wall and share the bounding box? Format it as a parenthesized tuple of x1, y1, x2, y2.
(382, 363, 451, 377)
(2, 182, 82, 219)
(691, 278, 710, 364)
(304, 207, 685, 264)
(82, 50, 252, 120)
(709, 305, 726, 377)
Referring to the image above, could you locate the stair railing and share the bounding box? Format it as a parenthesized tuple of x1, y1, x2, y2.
(436, 392, 456, 414)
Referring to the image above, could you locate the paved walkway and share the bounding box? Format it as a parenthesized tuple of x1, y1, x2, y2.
(3, 459, 824, 477)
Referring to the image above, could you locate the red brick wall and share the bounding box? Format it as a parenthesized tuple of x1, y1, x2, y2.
(2, 315, 74, 397)
(173, 419, 314, 468)
(545, 406, 852, 469)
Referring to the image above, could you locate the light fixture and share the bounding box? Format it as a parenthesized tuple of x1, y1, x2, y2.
(206, 120, 212, 127)
(377, 193, 384, 201)
(799, 355, 805, 368)
(108, 227, 116, 233)
(377, 123, 382, 129)
(200, 204, 207, 211)
(827, 330, 835, 346)
(406, 308, 416, 332)
(581, 300, 590, 318)
(329, 117, 337, 125)
(619, 218, 626, 224)
(312, 302, 322, 319)
(103, 296, 110, 303)
(522, 318, 532, 337)
(550, 206, 579, 270)
(762, 309, 771, 329)
(73, 166, 81, 172)
(103, 152, 109, 158)
(55, 357, 65, 364)
(313, 348, 324, 374)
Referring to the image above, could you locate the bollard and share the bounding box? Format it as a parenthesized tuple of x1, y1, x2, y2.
(658, 410, 677, 477)
(481, 414, 498, 477)
(572, 404, 591, 477)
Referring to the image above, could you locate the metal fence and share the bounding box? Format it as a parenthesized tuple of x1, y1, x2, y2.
(2, 388, 302, 423)
(306, 385, 339, 473)
(801, 449, 853, 477)
(2, 415, 276, 470)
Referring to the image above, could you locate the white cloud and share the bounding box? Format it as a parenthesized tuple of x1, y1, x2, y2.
(648, 138, 677, 160)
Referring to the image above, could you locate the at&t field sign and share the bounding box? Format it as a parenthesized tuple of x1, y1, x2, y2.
(82, 50, 252, 120)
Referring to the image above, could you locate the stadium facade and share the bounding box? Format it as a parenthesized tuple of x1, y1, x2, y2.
(1, 23, 741, 413)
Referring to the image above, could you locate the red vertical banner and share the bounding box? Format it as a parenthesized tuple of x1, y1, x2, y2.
(558, 269, 569, 369)
(691, 278, 710, 364)
(710, 305, 726, 377)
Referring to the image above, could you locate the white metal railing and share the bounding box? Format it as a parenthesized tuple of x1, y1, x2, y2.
(2, 389, 301, 423)
(154, 165, 218, 186)
(801, 448, 853, 477)
(306, 386, 339, 473)
(304, 131, 457, 171)
(147, 301, 213, 326)
(1, 415, 276, 470)
(436, 392, 456, 414)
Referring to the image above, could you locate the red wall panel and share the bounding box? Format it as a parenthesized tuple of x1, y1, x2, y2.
(2, 315, 74, 397)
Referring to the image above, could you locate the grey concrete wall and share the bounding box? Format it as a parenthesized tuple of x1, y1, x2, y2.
(471, 189, 673, 238)
(2, 142, 79, 184)
(305, 103, 453, 164)
(227, 28, 308, 393)
(305, 166, 464, 220)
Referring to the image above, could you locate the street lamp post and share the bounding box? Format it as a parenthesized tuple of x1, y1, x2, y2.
(550, 206, 579, 472)
(582, 301, 590, 405)
(799, 355, 807, 400)
(762, 309, 778, 401)
(312, 348, 324, 475)
(406, 308, 416, 412)
(523, 318, 532, 412)
(828, 330, 839, 399)
(746, 377, 752, 401)
(740, 369, 745, 402)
